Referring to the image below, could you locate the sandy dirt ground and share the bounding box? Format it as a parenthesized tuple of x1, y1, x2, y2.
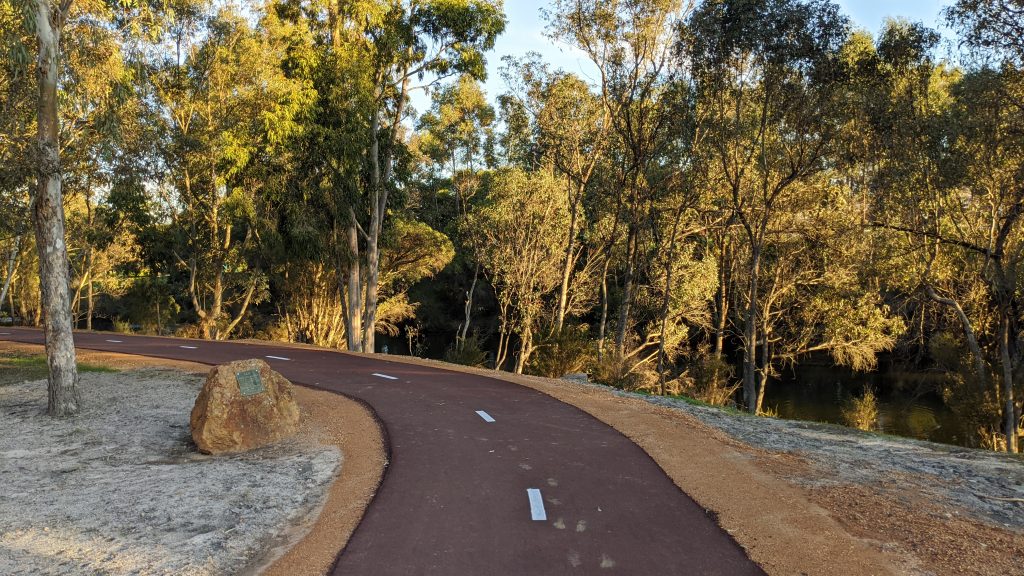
(0, 343, 386, 576)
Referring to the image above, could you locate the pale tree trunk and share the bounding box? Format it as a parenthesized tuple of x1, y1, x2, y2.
(755, 315, 770, 414)
(743, 244, 761, 413)
(344, 214, 362, 352)
(924, 284, 987, 385)
(514, 325, 533, 375)
(32, 0, 80, 417)
(614, 226, 637, 354)
(362, 75, 409, 352)
(555, 184, 580, 333)
(494, 300, 511, 371)
(0, 236, 21, 314)
(362, 201, 381, 352)
(713, 238, 730, 359)
(458, 264, 479, 349)
(999, 313, 1019, 453)
(597, 258, 610, 361)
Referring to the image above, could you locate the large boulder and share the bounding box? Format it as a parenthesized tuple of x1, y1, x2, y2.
(190, 359, 301, 454)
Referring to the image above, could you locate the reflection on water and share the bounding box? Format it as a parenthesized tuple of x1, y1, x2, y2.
(763, 364, 964, 446)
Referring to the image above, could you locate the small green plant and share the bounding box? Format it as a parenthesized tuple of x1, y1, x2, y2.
(842, 387, 879, 431)
(444, 333, 489, 367)
(112, 319, 134, 335)
(525, 324, 593, 378)
(0, 354, 117, 386)
(677, 353, 740, 407)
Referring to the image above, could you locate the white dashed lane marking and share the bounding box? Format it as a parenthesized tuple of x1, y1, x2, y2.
(527, 489, 547, 521)
(106, 339, 122, 343)
(179, 345, 198, 349)
(372, 373, 398, 380)
(265, 355, 290, 361)
(476, 410, 495, 423)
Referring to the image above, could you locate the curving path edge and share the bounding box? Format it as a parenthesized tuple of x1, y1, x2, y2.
(0, 328, 765, 575)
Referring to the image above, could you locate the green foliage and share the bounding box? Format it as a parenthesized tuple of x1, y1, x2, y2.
(591, 350, 659, 393)
(443, 332, 488, 367)
(525, 324, 594, 378)
(4, 0, 1023, 450)
(841, 387, 880, 431)
(677, 354, 740, 407)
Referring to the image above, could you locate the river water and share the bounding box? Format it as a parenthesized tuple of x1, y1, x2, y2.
(763, 364, 964, 446)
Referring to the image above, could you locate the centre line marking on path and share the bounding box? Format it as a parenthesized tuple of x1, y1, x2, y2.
(179, 345, 198, 350)
(527, 489, 547, 521)
(265, 355, 290, 361)
(0, 332, 10, 335)
(372, 373, 398, 380)
(476, 410, 496, 423)
(106, 339, 122, 343)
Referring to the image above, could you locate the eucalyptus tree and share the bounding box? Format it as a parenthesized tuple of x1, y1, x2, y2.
(149, 5, 307, 340)
(417, 74, 495, 350)
(680, 0, 850, 413)
(844, 18, 1023, 451)
(947, 0, 1024, 64)
(946, 0, 1024, 453)
(352, 0, 505, 353)
(499, 56, 610, 335)
(547, 0, 688, 358)
(468, 168, 569, 373)
(0, 0, 84, 415)
(0, 0, 33, 321)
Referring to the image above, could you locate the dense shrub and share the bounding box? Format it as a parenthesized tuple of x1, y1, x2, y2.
(677, 354, 740, 407)
(526, 325, 594, 378)
(841, 387, 879, 431)
(444, 333, 489, 367)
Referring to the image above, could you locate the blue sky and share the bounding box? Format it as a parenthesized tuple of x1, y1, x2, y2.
(411, 0, 949, 114)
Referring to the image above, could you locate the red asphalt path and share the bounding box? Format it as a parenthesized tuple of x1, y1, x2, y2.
(1, 328, 765, 575)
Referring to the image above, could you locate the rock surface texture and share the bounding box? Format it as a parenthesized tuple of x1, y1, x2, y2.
(191, 359, 301, 454)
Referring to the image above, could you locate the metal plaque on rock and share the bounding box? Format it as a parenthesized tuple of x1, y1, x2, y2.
(235, 369, 266, 397)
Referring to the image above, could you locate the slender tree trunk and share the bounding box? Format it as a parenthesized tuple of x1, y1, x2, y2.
(345, 214, 362, 352)
(656, 259, 674, 395)
(743, 244, 761, 413)
(86, 258, 93, 331)
(84, 187, 93, 330)
(755, 316, 770, 415)
(32, 0, 80, 417)
(713, 238, 730, 359)
(999, 313, 1019, 453)
(614, 226, 637, 354)
(924, 284, 986, 385)
(597, 258, 610, 361)
(459, 264, 479, 349)
(362, 187, 381, 352)
(555, 189, 580, 332)
(514, 326, 532, 375)
(0, 236, 21, 315)
(495, 310, 510, 371)
(657, 212, 684, 395)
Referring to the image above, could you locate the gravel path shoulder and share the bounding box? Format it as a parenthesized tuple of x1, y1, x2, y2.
(619, 387, 1024, 531)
